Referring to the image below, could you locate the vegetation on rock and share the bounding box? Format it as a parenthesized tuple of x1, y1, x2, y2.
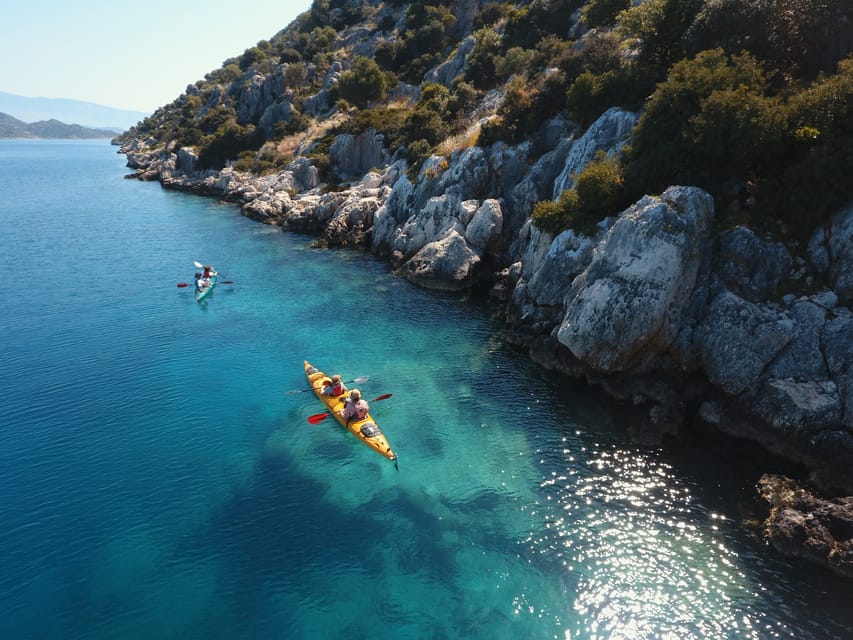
(117, 0, 853, 246)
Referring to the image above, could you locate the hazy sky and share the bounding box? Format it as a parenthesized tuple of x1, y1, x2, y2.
(0, 0, 312, 114)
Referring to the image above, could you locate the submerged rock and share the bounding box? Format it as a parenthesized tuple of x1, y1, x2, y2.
(758, 474, 853, 578)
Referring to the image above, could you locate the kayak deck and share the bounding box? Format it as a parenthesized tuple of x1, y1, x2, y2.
(304, 360, 397, 464)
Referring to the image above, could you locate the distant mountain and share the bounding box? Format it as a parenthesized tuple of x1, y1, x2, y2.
(0, 92, 148, 131)
(0, 112, 120, 139)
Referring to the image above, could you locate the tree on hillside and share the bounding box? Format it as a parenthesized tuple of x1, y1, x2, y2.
(336, 57, 388, 107)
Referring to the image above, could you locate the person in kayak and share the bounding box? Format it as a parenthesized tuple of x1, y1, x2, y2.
(194, 272, 206, 291)
(202, 265, 217, 279)
(341, 389, 369, 423)
(321, 374, 347, 397)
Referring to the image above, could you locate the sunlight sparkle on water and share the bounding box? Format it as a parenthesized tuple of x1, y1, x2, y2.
(525, 443, 795, 639)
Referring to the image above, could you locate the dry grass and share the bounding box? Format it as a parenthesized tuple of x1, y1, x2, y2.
(435, 119, 485, 157)
(262, 110, 351, 162)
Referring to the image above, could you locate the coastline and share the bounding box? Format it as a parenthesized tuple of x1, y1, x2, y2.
(114, 130, 853, 578)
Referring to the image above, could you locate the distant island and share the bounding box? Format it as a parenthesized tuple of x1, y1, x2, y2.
(0, 92, 148, 132)
(0, 112, 120, 139)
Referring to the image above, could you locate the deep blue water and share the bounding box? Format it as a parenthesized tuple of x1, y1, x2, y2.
(1, 139, 851, 639)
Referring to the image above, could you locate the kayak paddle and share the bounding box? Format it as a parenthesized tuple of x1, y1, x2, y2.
(307, 393, 392, 424)
(286, 375, 368, 395)
(177, 281, 234, 287)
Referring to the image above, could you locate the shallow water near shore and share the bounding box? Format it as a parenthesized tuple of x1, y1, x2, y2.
(1, 139, 851, 639)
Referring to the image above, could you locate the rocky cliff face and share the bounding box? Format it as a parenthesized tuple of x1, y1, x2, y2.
(116, 1, 853, 575)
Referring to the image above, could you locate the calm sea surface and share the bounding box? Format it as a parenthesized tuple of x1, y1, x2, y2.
(1, 139, 851, 639)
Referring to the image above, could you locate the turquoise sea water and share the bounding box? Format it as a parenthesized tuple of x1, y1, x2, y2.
(1, 139, 851, 639)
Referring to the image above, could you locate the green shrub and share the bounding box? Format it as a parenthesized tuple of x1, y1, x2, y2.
(474, 2, 508, 28)
(197, 123, 260, 169)
(756, 56, 853, 235)
(531, 189, 582, 235)
(566, 72, 602, 126)
(337, 56, 388, 107)
(272, 110, 311, 139)
(374, 40, 401, 70)
(284, 62, 307, 86)
(239, 46, 268, 71)
(617, 0, 704, 81)
(279, 48, 302, 64)
(532, 153, 625, 235)
(233, 150, 259, 172)
(685, 0, 853, 81)
(341, 105, 408, 148)
(504, 0, 583, 49)
(464, 27, 502, 89)
(402, 106, 448, 146)
(406, 139, 433, 178)
(377, 13, 396, 32)
(447, 81, 479, 119)
(575, 152, 624, 216)
(582, 0, 631, 28)
(495, 47, 536, 79)
(206, 64, 242, 85)
(198, 105, 238, 135)
(624, 49, 771, 196)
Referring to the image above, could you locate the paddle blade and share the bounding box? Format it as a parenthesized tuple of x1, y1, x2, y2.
(286, 388, 310, 395)
(177, 283, 190, 288)
(372, 393, 392, 402)
(194, 261, 203, 268)
(220, 281, 234, 284)
(307, 412, 331, 425)
(351, 375, 369, 384)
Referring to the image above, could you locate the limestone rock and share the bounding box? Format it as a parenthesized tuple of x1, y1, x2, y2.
(552, 107, 637, 199)
(714, 226, 792, 302)
(696, 292, 794, 395)
(809, 201, 853, 305)
(330, 130, 389, 180)
(557, 186, 714, 372)
(399, 229, 480, 291)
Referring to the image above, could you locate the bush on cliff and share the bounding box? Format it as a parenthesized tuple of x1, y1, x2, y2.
(624, 48, 853, 240)
(532, 152, 625, 236)
(336, 57, 389, 108)
(197, 122, 260, 170)
(115, 0, 853, 250)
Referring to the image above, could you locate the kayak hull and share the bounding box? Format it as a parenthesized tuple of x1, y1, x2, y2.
(195, 274, 217, 302)
(304, 360, 397, 463)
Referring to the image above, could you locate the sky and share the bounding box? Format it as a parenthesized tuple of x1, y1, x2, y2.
(0, 0, 313, 114)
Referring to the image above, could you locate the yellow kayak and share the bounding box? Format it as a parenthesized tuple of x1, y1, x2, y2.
(304, 361, 398, 468)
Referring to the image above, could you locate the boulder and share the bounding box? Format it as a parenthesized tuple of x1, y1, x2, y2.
(557, 186, 714, 372)
(696, 292, 794, 395)
(330, 130, 389, 180)
(714, 226, 792, 302)
(809, 201, 853, 305)
(399, 229, 480, 291)
(552, 107, 637, 199)
(821, 307, 853, 430)
(464, 199, 503, 251)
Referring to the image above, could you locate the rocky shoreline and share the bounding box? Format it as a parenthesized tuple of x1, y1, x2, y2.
(115, 107, 853, 576)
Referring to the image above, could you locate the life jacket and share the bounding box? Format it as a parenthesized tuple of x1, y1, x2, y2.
(348, 399, 368, 420)
(331, 382, 345, 396)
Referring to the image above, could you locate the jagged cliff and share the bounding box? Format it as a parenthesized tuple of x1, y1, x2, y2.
(115, 0, 853, 576)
